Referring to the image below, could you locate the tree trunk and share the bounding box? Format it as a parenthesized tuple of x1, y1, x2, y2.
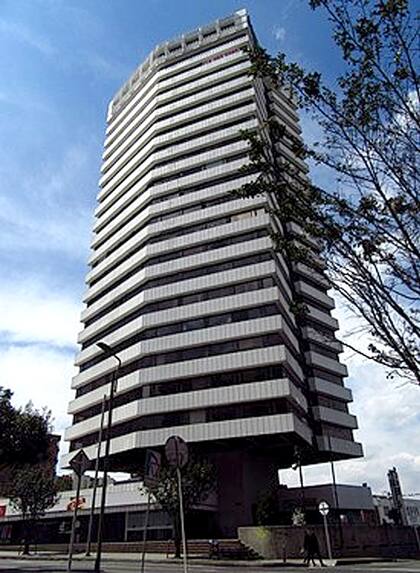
(21, 520, 31, 555)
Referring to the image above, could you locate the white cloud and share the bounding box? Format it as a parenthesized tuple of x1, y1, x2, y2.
(0, 343, 76, 460)
(0, 143, 95, 259)
(273, 26, 286, 42)
(0, 277, 81, 461)
(0, 280, 81, 348)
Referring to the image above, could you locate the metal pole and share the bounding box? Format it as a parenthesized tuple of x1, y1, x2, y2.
(323, 513, 333, 561)
(94, 366, 119, 573)
(67, 471, 82, 571)
(86, 395, 106, 556)
(298, 457, 306, 517)
(140, 491, 152, 573)
(176, 467, 188, 573)
(329, 435, 343, 549)
(413, 525, 420, 551)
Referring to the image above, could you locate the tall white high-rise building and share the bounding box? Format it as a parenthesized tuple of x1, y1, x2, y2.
(63, 10, 362, 535)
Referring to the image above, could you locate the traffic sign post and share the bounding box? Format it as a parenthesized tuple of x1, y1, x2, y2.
(165, 436, 188, 573)
(67, 450, 90, 571)
(165, 435, 188, 469)
(318, 500, 332, 561)
(141, 450, 162, 573)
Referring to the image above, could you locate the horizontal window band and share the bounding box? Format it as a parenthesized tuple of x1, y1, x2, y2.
(70, 396, 305, 451)
(72, 364, 285, 423)
(75, 331, 284, 398)
(82, 276, 276, 349)
(79, 303, 279, 372)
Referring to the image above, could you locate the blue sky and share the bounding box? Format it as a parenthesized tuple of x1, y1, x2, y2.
(1, 0, 419, 494)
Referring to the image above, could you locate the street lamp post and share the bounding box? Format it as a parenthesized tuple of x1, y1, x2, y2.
(94, 342, 121, 573)
(85, 394, 106, 556)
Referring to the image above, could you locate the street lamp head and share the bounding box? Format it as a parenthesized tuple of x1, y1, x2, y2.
(97, 342, 113, 355)
(97, 341, 122, 369)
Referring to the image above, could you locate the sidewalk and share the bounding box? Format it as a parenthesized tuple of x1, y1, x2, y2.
(0, 549, 400, 568)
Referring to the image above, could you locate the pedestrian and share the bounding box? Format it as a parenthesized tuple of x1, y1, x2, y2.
(303, 529, 326, 567)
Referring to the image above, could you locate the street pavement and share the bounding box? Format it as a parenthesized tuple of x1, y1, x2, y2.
(0, 556, 419, 573)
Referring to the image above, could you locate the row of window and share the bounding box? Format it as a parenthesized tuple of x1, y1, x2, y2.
(320, 423, 353, 441)
(72, 364, 285, 424)
(92, 170, 245, 269)
(79, 303, 279, 372)
(316, 395, 349, 412)
(84, 252, 272, 325)
(100, 81, 252, 220)
(87, 228, 267, 306)
(306, 341, 339, 361)
(96, 147, 248, 241)
(90, 207, 265, 287)
(70, 396, 301, 451)
(106, 57, 249, 164)
(75, 332, 284, 398)
(94, 170, 248, 260)
(82, 276, 276, 349)
(103, 109, 253, 206)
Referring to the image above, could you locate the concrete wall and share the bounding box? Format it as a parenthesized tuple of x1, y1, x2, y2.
(239, 524, 420, 559)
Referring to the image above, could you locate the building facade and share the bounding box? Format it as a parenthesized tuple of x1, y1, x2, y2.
(63, 10, 362, 534)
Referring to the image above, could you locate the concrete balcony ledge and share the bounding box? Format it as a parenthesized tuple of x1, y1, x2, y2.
(61, 411, 312, 469)
(301, 326, 343, 353)
(65, 377, 308, 442)
(312, 405, 358, 429)
(78, 260, 276, 341)
(75, 286, 281, 366)
(308, 377, 353, 402)
(305, 351, 348, 377)
(316, 435, 363, 458)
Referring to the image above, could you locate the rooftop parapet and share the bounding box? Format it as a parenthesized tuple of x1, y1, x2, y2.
(108, 9, 250, 121)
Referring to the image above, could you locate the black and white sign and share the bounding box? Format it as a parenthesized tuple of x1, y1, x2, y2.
(318, 500, 330, 516)
(69, 449, 90, 477)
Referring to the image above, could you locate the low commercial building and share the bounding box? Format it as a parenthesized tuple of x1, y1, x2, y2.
(278, 483, 376, 525)
(374, 495, 420, 527)
(0, 479, 214, 545)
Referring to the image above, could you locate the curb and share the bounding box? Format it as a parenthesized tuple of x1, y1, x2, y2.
(0, 552, 408, 568)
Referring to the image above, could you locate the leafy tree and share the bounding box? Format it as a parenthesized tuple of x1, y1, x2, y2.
(0, 387, 51, 467)
(9, 465, 59, 554)
(255, 487, 280, 525)
(238, 0, 419, 383)
(142, 458, 216, 558)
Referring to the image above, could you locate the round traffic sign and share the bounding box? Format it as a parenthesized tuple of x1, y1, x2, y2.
(165, 435, 188, 469)
(318, 500, 330, 516)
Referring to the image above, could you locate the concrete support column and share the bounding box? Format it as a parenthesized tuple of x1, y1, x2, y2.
(212, 451, 277, 537)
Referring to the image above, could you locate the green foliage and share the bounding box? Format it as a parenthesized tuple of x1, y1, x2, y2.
(55, 474, 73, 492)
(9, 465, 59, 521)
(142, 457, 216, 518)
(239, 0, 419, 383)
(142, 457, 216, 557)
(255, 487, 280, 525)
(0, 387, 51, 466)
(9, 464, 59, 553)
